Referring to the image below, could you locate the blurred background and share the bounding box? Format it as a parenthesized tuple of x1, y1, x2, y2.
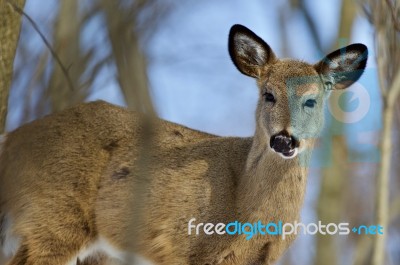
(1, 0, 399, 264)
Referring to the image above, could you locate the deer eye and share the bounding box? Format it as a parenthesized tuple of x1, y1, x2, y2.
(264, 92, 276, 103)
(304, 99, 317, 108)
(325, 81, 333, 90)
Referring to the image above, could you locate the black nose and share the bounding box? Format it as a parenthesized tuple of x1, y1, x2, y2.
(270, 131, 299, 153)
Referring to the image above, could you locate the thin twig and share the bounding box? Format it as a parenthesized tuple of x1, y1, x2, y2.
(361, 4, 374, 24)
(297, 0, 324, 54)
(387, 67, 400, 107)
(6, 0, 75, 91)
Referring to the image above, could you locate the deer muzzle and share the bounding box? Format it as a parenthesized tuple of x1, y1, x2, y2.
(270, 131, 299, 159)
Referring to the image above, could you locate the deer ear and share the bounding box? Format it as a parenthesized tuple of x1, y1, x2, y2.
(315, 44, 368, 90)
(228, 24, 276, 78)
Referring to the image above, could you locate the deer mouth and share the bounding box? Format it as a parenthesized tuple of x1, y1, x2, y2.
(279, 148, 298, 159)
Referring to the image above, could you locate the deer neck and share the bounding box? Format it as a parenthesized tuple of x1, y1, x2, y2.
(236, 126, 314, 221)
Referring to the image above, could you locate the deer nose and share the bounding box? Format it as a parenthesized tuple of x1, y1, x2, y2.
(270, 131, 299, 153)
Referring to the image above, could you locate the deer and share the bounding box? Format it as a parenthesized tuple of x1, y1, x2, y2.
(0, 24, 367, 265)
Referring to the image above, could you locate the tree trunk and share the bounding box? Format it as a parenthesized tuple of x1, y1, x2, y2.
(368, 0, 400, 263)
(101, 0, 155, 114)
(0, 0, 26, 133)
(315, 1, 356, 265)
(371, 101, 392, 265)
(47, 0, 83, 112)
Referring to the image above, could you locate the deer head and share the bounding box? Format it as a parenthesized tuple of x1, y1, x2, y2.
(228, 24, 368, 159)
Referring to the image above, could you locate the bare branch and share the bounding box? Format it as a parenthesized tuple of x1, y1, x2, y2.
(6, 0, 75, 91)
(387, 68, 400, 107)
(385, 0, 400, 31)
(296, 0, 324, 53)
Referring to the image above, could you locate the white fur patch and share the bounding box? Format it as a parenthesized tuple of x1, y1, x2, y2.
(67, 237, 154, 265)
(273, 148, 299, 159)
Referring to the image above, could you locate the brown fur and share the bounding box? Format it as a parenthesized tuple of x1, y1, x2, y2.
(0, 25, 367, 265)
